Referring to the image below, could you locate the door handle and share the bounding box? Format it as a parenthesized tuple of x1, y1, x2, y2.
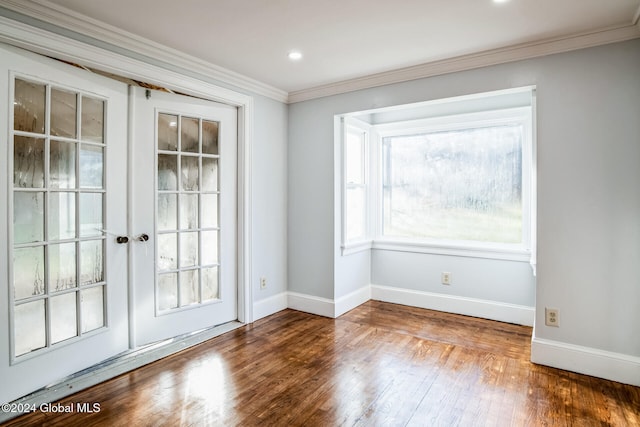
(116, 234, 148, 244)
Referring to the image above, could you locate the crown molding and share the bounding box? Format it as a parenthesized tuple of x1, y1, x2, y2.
(288, 23, 640, 103)
(0, 0, 289, 103)
(0, 15, 253, 108)
(1, 0, 639, 105)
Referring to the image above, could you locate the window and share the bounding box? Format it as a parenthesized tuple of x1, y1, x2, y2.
(380, 109, 529, 246)
(339, 87, 535, 261)
(342, 120, 369, 247)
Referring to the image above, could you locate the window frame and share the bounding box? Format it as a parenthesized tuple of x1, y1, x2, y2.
(341, 118, 373, 254)
(336, 86, 537, 260)
(372, 106, 533, 261)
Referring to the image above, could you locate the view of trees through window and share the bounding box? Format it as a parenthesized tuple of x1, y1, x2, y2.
(382, 124, 523, 244)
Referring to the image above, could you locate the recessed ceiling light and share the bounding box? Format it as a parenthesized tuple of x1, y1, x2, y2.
(493, 0, 510, 3)
(288, 51, 303, 61)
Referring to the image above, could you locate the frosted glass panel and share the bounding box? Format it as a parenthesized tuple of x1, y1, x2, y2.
(158, 113, 178, 151)
(202, 120, 218, 155)
(201, 230, 218, 265)
(14, 79, 45, 134)
(201, 194, 218, 228)
(202, 267, 219, 301)
(158, 233, 177, 271)
(14, 192, 44, 244)
(180, 232, 198, 267)
(50, 140, 76, 189)
(50, 292, 78, 344)
(14, 136, 45, 188)
(179, 269, 199, 307)
(182, 117, 199, 153)
(382, 125, 523, 243)
(158, 194, 177, 231)
(51, 88, 77, 138)
(155, 111, 227, 312)
(14, 300, 46, 357)
(81, 286, 104, 332)
(202, 158, 218, 191)
(49, 192, 76, 240)
(11, 80, 115, 358)
(80, 240, 103, 285)
(13, 246, 45, 300)
(180, 194, 198, 230)
(158, 154, 178, 191)
(181, 156, 199, 191)
(82, 96, 104, 143)
(158, 273, 178, 311)
(79, 145, 104, 189)
(49, 243, 77, 292)
(79, 192, 103, 237)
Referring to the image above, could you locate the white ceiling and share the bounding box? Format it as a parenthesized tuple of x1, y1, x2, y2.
(17, 0, 640, 95)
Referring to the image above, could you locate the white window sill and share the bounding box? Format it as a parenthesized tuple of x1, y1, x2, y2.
(375, 238, 530, 262)
(343, 238, 531, 262)
(341, 240, 373, 256)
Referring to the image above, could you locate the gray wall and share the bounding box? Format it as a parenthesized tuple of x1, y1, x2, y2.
(252, 95, 288, 300)
(288, 39, 640, 357)
(534, 41, 640, 355)
(371, 252, 534, 306)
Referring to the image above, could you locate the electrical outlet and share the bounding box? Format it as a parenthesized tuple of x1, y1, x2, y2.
(545, 308, 559, 327)
(260, 277, 267, 290)
(441, 272, 451, 285)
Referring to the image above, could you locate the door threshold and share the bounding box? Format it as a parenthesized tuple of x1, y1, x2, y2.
(0, 321, 244, 423)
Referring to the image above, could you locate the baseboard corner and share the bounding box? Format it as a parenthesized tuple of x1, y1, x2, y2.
(253, 292, 288, 321)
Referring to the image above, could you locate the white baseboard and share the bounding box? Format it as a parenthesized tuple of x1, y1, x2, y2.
(287, 292, 336, 318)
(371, 285, 534, 326)
(253, 292, 288, 321)
(285, 285, 532, 325)
(287, 285, 371, 318)
(335, 285, 372, 317)
(531, 336, 640, 387)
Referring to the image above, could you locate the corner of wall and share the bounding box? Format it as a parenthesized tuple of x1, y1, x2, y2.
(286, 285, 372, 318)
(253, 292, 288, 321)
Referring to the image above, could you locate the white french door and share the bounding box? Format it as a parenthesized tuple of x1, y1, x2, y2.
(131, 87, 238, 346)
(0, 44, 129, 404)
(0, 44, 241, 405)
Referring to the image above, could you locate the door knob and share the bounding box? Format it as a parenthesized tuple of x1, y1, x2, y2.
(137, 233, 150, 242)
(116, 236, 129, 244)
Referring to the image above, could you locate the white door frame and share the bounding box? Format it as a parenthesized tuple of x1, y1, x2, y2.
(0, 16, 254, 327)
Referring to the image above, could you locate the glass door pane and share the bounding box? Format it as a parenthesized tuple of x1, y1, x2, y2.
(157, 114, 221, 312)
(11, 78, 108, 358)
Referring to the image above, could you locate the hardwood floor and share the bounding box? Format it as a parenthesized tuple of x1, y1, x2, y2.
(4, 301, 639, 426)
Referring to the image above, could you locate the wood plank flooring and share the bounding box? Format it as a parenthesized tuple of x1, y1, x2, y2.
(3, 301, 639, 426)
